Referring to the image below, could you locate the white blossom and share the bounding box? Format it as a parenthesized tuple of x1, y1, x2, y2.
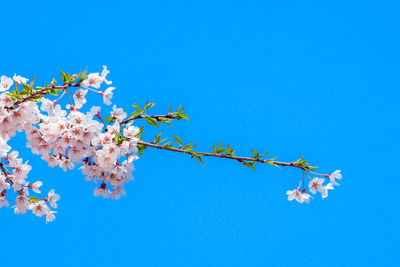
(45, 211, 57, 223)
(13, 74, 29, 84)
(286, 189, 303, 203)
(111, 187, 126, 200)
(0, 137, 11, 157)
(82, 73, 104, 89)
(0, 195, 9, 208)
(111, 105, 127, 121)
(0, 75, 13, 92)
(101, 65, 112, 85)
(102, 87, 115, 105)
(302, 192, 312, 203)
(94, 186, 111, 198)
(31, 201, 50, 217)
(329, 170, 342, 186)
(321, 183, 334, 199)
(14, 195, 30, 214)
(73, 89, 88, 109)
(47, 189, 60, 208)
(308, 178, 325, 194)
(30, 181, 43, 193)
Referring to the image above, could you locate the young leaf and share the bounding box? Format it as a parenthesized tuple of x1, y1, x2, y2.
(145, 116, 159, 127)
(172, 135, 182, 147)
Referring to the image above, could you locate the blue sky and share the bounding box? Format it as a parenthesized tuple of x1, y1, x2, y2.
(1, 1, 399, 266)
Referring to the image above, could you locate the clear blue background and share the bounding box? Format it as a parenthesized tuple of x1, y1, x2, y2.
(1, 1, 399, 266)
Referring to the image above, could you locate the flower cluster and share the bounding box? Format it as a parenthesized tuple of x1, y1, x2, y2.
(0, 143, 60, 223)
(0, 66, 140, 222)
(286, 170, 342, 203)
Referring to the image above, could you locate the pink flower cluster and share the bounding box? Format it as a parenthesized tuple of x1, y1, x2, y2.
(0, 66, 140, 222)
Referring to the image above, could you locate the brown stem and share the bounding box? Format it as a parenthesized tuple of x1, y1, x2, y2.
(121, 114, 178, 125)
(10, 82, 81, 108)
(0, 163, 8, 176)
(137, 141, 303, 170)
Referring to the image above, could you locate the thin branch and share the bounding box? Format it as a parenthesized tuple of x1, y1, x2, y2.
(10, 82, 81, 108)
(121, 114, 178, 125)
(137, 141, 303, 170)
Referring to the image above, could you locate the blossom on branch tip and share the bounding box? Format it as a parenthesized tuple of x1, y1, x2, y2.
(329, 170, 342, 186)
(287, 189, 303, 203)
(287, 188, 312, 204)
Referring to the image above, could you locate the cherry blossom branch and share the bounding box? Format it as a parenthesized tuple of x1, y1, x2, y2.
(0, 66, 343, 223)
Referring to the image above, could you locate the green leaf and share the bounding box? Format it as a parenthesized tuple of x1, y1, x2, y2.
(145, 116, 159, 127)
(251, 149, 259, 158)
(29, 75, 35, 88)
(144, 102, 156, 110)
(60, 70, 66, 83)
(79, 68, 88, 82)
(103, 116, 113, 122)
(21, 82, 32, 94)
(243, 161, 256, 170)
(114, 132, 126, 144)
(137, 144, 147, 157)
(29, 196, 41, 203)
(177, 112, 189, 121)
(163, 141, 175, 146)
(130, 109, 142, 118)
(159, 117, 174, 127)
(184, 143, 196, 150)
(193, 153, 204, 165)
(226, 145, 235, 156)
(135, 125, 145, 138)
(172, 135, 182, 147)
(217, 139, 223, 151)
(47, 89, 60, 96)
(65, 72, 71, 83)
